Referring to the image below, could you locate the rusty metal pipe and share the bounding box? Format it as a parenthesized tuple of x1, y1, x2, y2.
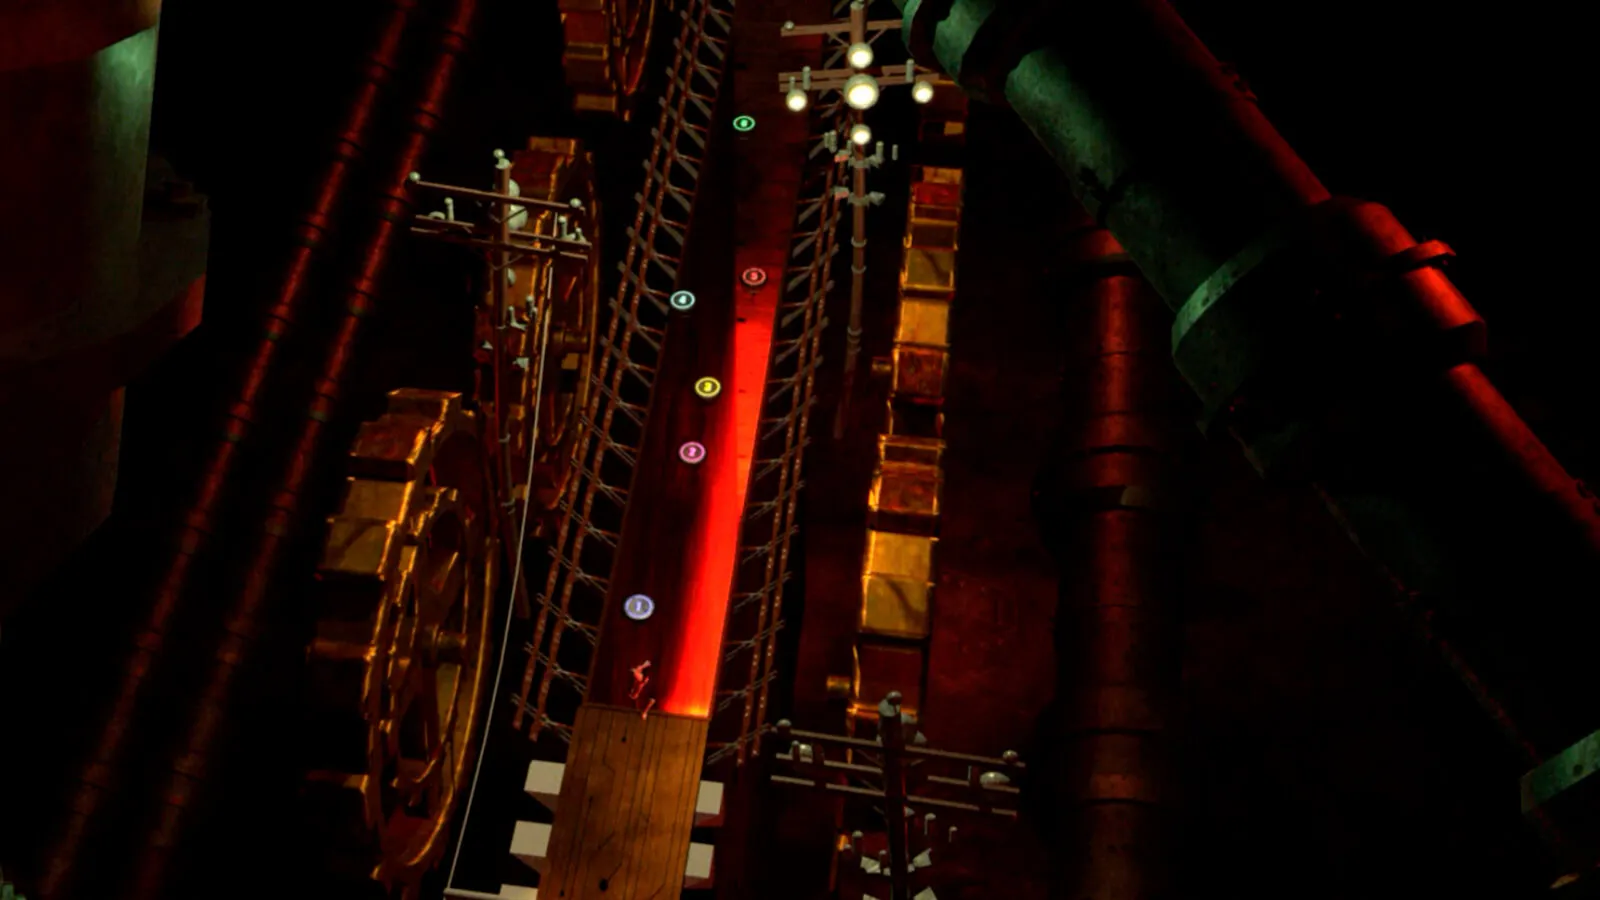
(35, 4, 424, 895)
(902, 0, 1600, 755)
(122, 2, 478, 895)
(1033, 214, 1184, 900)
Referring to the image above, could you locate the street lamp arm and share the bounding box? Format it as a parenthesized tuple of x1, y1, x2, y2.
(769, 775, 1019, 819)
(775, 64, 938, 90)
(775, 748, 887, 779)
(780, 18, 902, 36)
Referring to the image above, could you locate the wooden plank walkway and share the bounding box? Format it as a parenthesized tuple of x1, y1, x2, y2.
(538, 704, 710, 898)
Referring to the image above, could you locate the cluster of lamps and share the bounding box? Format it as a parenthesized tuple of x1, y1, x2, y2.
(783, 39, 936, 114)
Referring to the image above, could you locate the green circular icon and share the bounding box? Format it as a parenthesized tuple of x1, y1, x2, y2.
(732, 115, 756, 132)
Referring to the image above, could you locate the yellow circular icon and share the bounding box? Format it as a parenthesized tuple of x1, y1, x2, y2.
(694, 376, 722, 400)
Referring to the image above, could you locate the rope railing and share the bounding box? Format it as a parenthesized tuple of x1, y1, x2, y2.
(512, 0, 739, 742)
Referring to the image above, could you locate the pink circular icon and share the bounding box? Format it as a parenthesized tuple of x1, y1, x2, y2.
(678, 441, 706, 465)
(740, 267, 768, 289)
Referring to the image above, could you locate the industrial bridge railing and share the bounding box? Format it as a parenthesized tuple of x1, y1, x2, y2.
(705, 94, 851, 769)
(512, 0, 737, 744)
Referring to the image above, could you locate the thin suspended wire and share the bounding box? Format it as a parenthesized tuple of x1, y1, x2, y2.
(446, 287, 555, 889)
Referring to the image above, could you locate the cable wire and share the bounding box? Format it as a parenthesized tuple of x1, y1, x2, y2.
(445, 287, 555, 890)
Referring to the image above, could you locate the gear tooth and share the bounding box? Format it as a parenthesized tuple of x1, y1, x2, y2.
(384, 388, 463, 421)
(321, 517, 404, 580)
(304, 389, 496, 895)
(349, 416, 442, 482)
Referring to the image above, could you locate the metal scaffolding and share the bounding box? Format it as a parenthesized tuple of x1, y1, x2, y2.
(705, 93, 850, 769)
(511, 0, 737, 743)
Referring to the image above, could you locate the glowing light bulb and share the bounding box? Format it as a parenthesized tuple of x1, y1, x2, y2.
(843, 73, 880, 110)
(786, 88, 809, 112)
(848, 122, 872, 146)
(911, 79, 934, 104)
(847, 41, 874, 70)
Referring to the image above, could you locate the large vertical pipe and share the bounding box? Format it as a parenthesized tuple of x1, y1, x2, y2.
(0, 1, 161, 610)
(123, 3, 477, 895)
(35, 4, 425, 896)
(1034, 207, 1183, 899)
(901, 0, 1600, 753)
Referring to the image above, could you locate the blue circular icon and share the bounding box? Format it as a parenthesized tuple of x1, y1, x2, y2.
(669, 290, 696, 311)
(624, 593, 655, 621)
(678, 441, 706, 465)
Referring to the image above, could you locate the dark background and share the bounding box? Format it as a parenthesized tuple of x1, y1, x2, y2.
(2, 0, 1595, 896)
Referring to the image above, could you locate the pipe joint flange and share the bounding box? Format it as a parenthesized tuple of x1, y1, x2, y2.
(903, 0, 1058, 104)
(1170, 196, 1487, 474)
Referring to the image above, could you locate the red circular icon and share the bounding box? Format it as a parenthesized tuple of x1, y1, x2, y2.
(678, 441, 707, 465)
(740, 267, 768, 289)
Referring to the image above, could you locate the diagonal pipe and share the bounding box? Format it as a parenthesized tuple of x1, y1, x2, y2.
(122, 1, 479, 895)
(36, 3, 425, 895)
(896, 0, 1600, 765)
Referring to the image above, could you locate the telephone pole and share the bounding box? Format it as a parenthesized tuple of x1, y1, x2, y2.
(769, 692, 1025, 899)
(775, 0, 943, 438)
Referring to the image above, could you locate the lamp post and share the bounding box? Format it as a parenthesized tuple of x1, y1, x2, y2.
(776, 2, 941, 439)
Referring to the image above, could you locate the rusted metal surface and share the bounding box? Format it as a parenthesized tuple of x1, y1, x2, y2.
(1032, 207, 1184, 900)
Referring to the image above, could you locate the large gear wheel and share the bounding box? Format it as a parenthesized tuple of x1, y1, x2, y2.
(486, 137, 600, 535)
(556, 0, 658, 118)
(302, 389, 497, 898)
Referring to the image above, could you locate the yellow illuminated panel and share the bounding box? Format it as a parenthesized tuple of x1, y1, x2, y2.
(895, 296, 951, 348)
(901, 247, 957, 296)
(860, 573, 932, 640)
(860, 530, 936, 639)
(865, 530, 935, 580)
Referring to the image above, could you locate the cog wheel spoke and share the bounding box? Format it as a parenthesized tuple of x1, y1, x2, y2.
(303, 389, 498, 897)
(557, 0, 659, 118)
(482, 138, 601, 540)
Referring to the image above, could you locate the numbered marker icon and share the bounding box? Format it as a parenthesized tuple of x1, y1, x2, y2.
(669, 290, 697, 311)
(679, 441, 707, 465)
(694, 377, 722, 400)
(740, 267, 768, 289)
(623, 593, 656, 621)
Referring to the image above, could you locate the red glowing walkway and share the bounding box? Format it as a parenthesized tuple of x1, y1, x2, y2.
(660, 22, 820, 718)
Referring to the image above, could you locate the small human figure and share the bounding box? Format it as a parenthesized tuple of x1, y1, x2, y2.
(629, 660, 652, 700)
(630, 660, 655, 720)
